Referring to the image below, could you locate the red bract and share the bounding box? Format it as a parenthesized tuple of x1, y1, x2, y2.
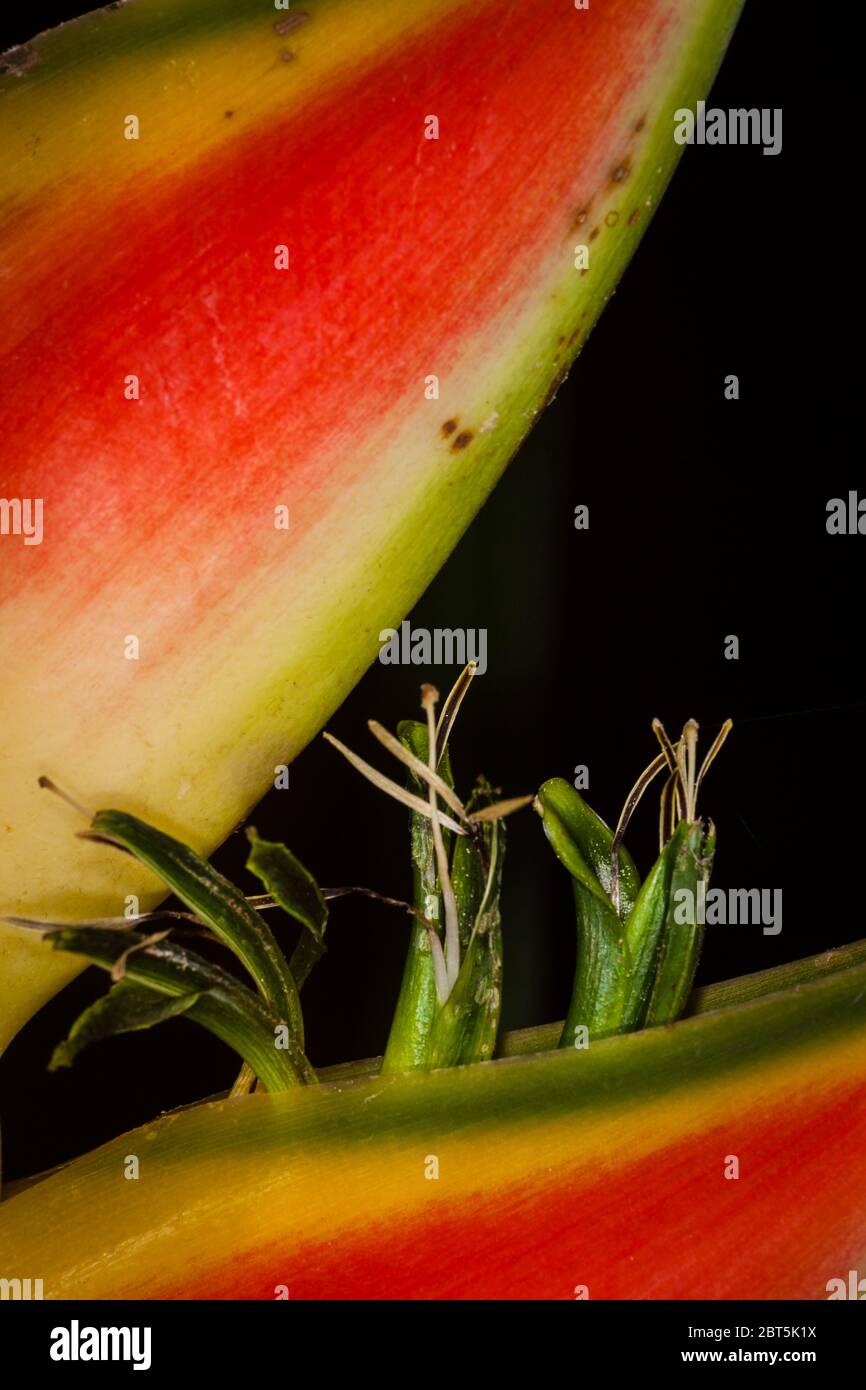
(0, 0, 743, 1043)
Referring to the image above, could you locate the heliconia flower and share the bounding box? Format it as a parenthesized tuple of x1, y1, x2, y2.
(2, 941, 864, 1299)
(536, 717, 734, 1044)
(0, 0, 744, 1046)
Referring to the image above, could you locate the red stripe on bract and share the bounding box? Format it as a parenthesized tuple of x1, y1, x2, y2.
(1, 0, 671, 615)
(159, 1076, 866, 1300)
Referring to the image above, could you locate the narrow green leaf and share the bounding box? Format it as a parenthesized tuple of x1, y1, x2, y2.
(536, 778, 641, 918)
(245, 829, 328, 990)
(245, 830, 327, 942)
(645, 820, 713, 1025)
(559, 881, 626, 1045)
(536, 779, 639, 1045)
(620, 820, 691, 1031)
(50, 980, 202, 1071)
(49, 927, 308, 1090)
(85, 810, 307, 1062)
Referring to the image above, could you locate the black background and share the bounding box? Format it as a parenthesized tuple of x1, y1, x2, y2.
(2, 2, 860, 1184)
(7, 1298, 861, 1371)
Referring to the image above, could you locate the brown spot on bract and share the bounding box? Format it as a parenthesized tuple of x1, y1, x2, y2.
(573, 207, 590, 228)
(541, 365, 569, 412)
(225, 109, 234, 118)
(611, 163, 630, 183)
(627, 208, 640, 226)
(452, 431, 473, 451)
(441, 419, 458, 437)
(280, 50, 296, 62)
(635, 115, 647, 133)
(274, 13, 310, 36)
(589, 227, 600, 241)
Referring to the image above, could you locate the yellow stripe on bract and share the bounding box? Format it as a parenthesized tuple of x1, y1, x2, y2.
(8, 1024, 864, 1298)
(0, 0, 469, 206)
